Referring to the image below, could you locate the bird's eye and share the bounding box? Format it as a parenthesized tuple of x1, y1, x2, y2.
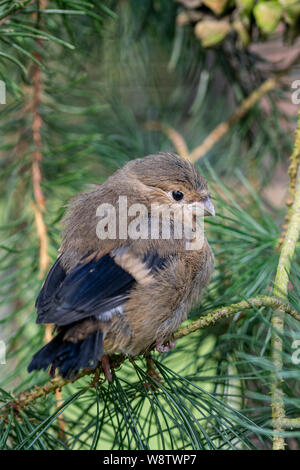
(172, 190, 184, 201)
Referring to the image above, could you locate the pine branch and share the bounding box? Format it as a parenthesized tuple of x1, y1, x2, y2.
(280, 418, 300, 429)
(1, 295, 299, 418)
(271, 112, 300, 450)
(277, 114, 300, 248)
(175, 296, 300, 337)
(0, 0, 34, 25)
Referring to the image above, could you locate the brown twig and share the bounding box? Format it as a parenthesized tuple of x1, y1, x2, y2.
(30, 3, 51, 344)
(146, 53, 300, 164)
(144, 121, 190, 160)
(189, 77, 279, 162)
(145, 77, 279, 163)
(31, 38, 49, 280)
(32, 202, 49, 280)
(0, 0, 34, 26)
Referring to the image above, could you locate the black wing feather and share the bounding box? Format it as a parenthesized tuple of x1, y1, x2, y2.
(36, 254, 135, 326)
(35, 255, 66, 313)
(36, 250, 167, 326)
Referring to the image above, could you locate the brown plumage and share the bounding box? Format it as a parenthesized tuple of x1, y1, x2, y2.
(28, 152, 214, 381)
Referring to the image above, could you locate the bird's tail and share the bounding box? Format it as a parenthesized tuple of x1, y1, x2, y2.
(28, 329, 103, 379)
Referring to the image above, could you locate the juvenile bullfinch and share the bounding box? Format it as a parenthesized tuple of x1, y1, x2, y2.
(28, 152, 215, 381)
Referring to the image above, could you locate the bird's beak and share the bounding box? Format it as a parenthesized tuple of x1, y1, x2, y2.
(202, 197, 215, 217)
(186, 197, 215, 217)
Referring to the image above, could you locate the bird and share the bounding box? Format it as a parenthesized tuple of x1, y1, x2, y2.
(28, 152, 215, 381)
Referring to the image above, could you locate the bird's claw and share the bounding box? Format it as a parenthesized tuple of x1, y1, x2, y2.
(156, 339, 176, 353)
(100, 354, 113, 382)
(144, 353, 161, 391)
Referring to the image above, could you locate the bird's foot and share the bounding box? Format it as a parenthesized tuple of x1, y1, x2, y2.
(100, 354, 113, 382)
(144, 353, 161, 391)
(156, 339, 176, 353)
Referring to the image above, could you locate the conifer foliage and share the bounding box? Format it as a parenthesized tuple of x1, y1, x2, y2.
(0, 0, 300, 450)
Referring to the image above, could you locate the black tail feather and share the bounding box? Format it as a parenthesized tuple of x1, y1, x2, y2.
(28, 330, 103, 379)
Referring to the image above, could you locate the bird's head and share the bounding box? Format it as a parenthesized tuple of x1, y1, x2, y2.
(120, 152, 215, 218)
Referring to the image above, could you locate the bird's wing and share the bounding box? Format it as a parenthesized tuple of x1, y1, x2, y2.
(36, 249, 166, 326)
